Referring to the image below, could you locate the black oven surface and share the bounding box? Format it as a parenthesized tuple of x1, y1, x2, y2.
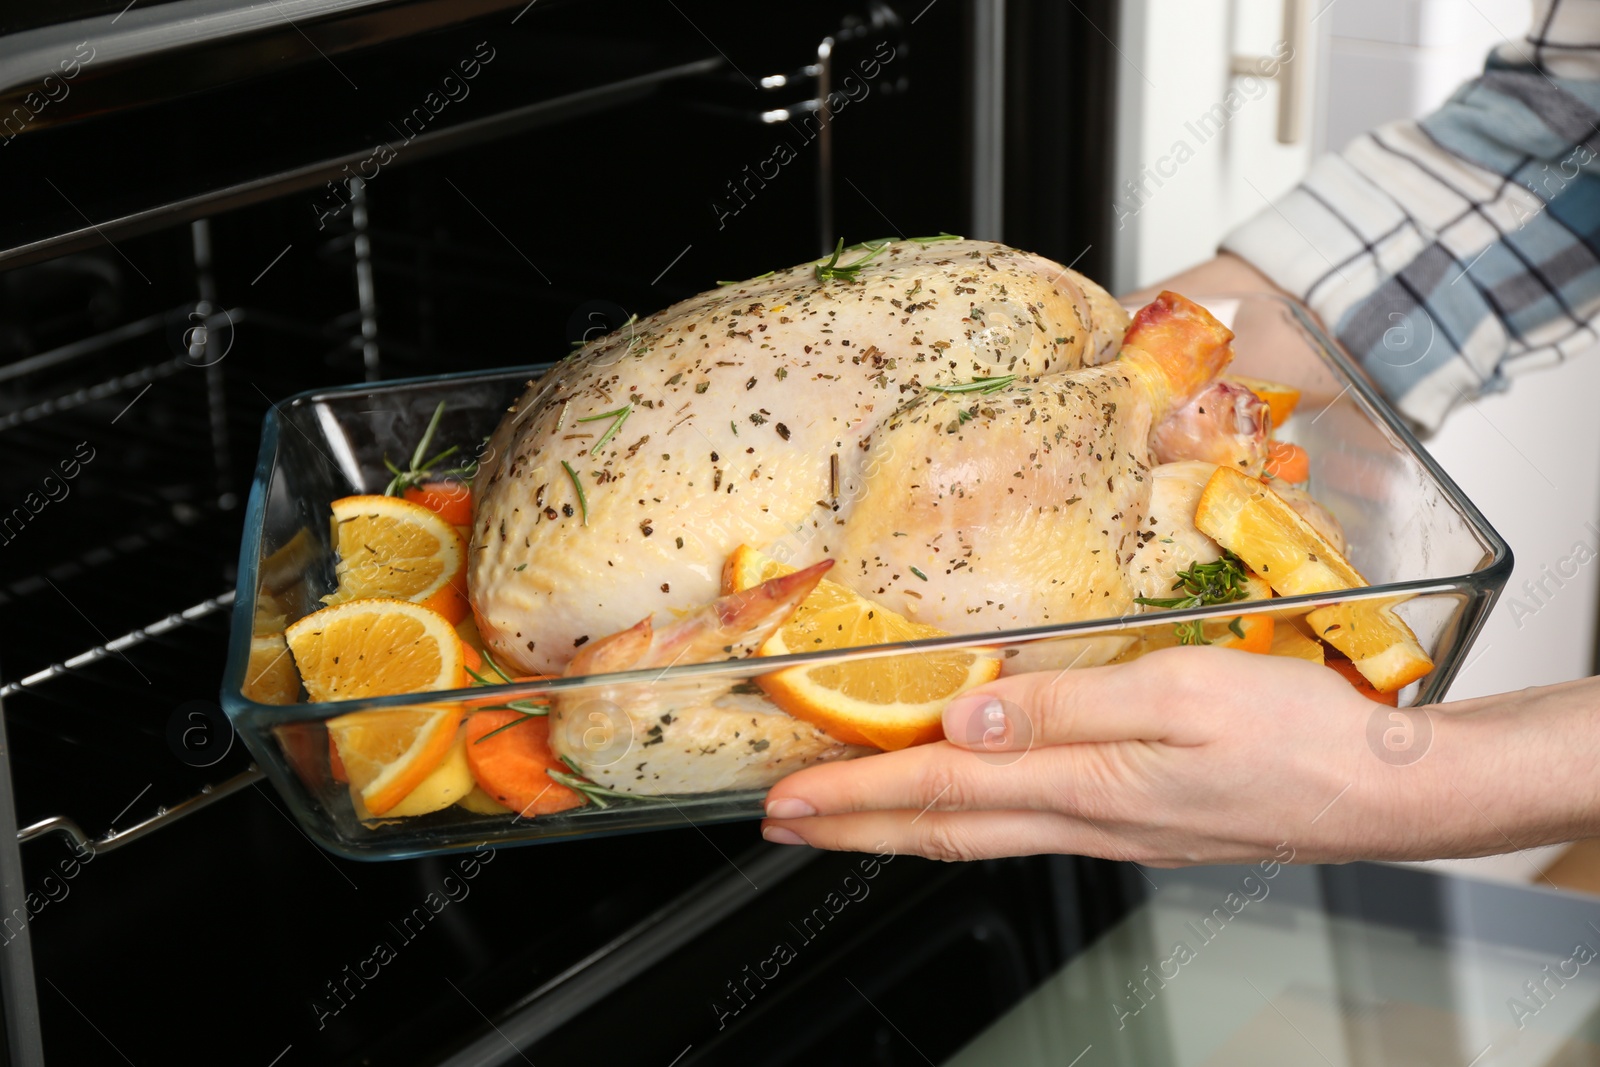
(0, 1, 1124, 1063)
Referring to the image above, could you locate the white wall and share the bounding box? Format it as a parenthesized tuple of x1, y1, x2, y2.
(1322, 0, 1533, 153)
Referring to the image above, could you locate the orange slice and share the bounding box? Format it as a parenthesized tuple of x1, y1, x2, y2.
(384, 723, 475, 816)
(1194, 466, 1432, 691)
(243, 633, 300, 704)
(1326, 655, 1399, 706)
(402, 481, 474, 527)
(285, 598, 467, 701)
(724, 545, 1000, 750)
(324, 495, 468, 624)
(1226, 374, 1301, 430)
(326, 706, 462, 815)
(1269, 617, 1326, 664)
(254, 591, 290, 636)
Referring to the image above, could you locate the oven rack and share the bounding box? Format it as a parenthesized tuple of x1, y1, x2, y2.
(3, 589, 264, 855)
(0, 214, 363, 861)
(0, 0, 881, 864)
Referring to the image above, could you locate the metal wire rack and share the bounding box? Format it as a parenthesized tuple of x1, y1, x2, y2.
(0, 19, 854, 864)
(0, 214, 375, 857)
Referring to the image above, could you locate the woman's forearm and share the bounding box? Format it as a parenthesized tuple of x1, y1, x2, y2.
(1120, 252, 1288, 306)
(1422, 679, 1600, 856)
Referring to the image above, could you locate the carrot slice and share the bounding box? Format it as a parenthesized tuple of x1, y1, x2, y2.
(1325, 656, 1398, 706)
(463, 711, 583, 816)
(1217, 613, 1274, 654)
(1264, 441, 1310, 483)
(405, 482, 473, 526)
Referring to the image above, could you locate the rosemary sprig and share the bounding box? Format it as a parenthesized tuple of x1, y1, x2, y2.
(382, 401, 473, 495)
(925, 374, 1016, 395)
(1133, 551, 1252, 646)
(481, 652, 514, 683)
(815, 237, 890, 283)
(462, 652, 550, 742)
(549, 756, 671, 808)
(571, 313, 640, 348)
(463, 651, 516, 688)
(843, 233, 961, 253)
(462, 663, 498, 687)
(561, 460, 588, 526)
(473, 703, 550, 744)
(1136, 552, 1250, 609)
(477, 698, 548, 716)
(576, 403, 632, 456)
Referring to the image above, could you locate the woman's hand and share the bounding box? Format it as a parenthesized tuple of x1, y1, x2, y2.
(760, 647, 1557, 867)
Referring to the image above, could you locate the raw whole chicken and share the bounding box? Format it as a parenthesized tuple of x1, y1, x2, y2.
(470, 239, 1141, 675)
(468, 239, 1293, 793)
(470, 240, 1269, 676)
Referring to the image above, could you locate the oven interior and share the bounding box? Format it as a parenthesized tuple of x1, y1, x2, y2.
(0, 1, 1122, 1062)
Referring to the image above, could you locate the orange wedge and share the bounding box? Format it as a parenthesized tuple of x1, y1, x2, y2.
(324, 495, 468, 624)
(1301, 597, 1433, 689)
(243, 632, 300, 704)
(1326, 655, 1399, 706)
(1269, 617, 1326, 664)
(326, 705, 462, 815)
(384, 722, 475, 816)
(1227, 374, 1301, 430)
(285, 598, 467, 702)
(724, 545, 1000, 750)
(254, 591, 290, 636)
(1194, 466, 1432, 691)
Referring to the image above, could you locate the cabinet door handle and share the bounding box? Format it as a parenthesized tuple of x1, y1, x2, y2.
(1230, 0, 1309, 144)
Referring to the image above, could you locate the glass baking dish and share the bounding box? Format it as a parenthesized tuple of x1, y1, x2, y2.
(222, 293, 1512, 860)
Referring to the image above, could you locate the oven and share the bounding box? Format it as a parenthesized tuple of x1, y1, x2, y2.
(0, 1, 1129, 1063)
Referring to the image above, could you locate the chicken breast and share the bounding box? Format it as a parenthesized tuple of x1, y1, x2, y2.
(828, 292, 1233, 636)
(471, 239, 1132, 674)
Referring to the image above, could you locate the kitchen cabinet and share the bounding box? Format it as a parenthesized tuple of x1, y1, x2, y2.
(1110, 0, 1326, 293)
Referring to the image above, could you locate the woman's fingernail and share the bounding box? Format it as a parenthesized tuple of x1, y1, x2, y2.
(763, 825, 807, 846)
(946, 695, 1010, 748)
(765, 797, 817, 819)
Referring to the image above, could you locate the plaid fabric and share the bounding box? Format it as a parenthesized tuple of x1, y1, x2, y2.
(1222, 0, 1600, 431)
